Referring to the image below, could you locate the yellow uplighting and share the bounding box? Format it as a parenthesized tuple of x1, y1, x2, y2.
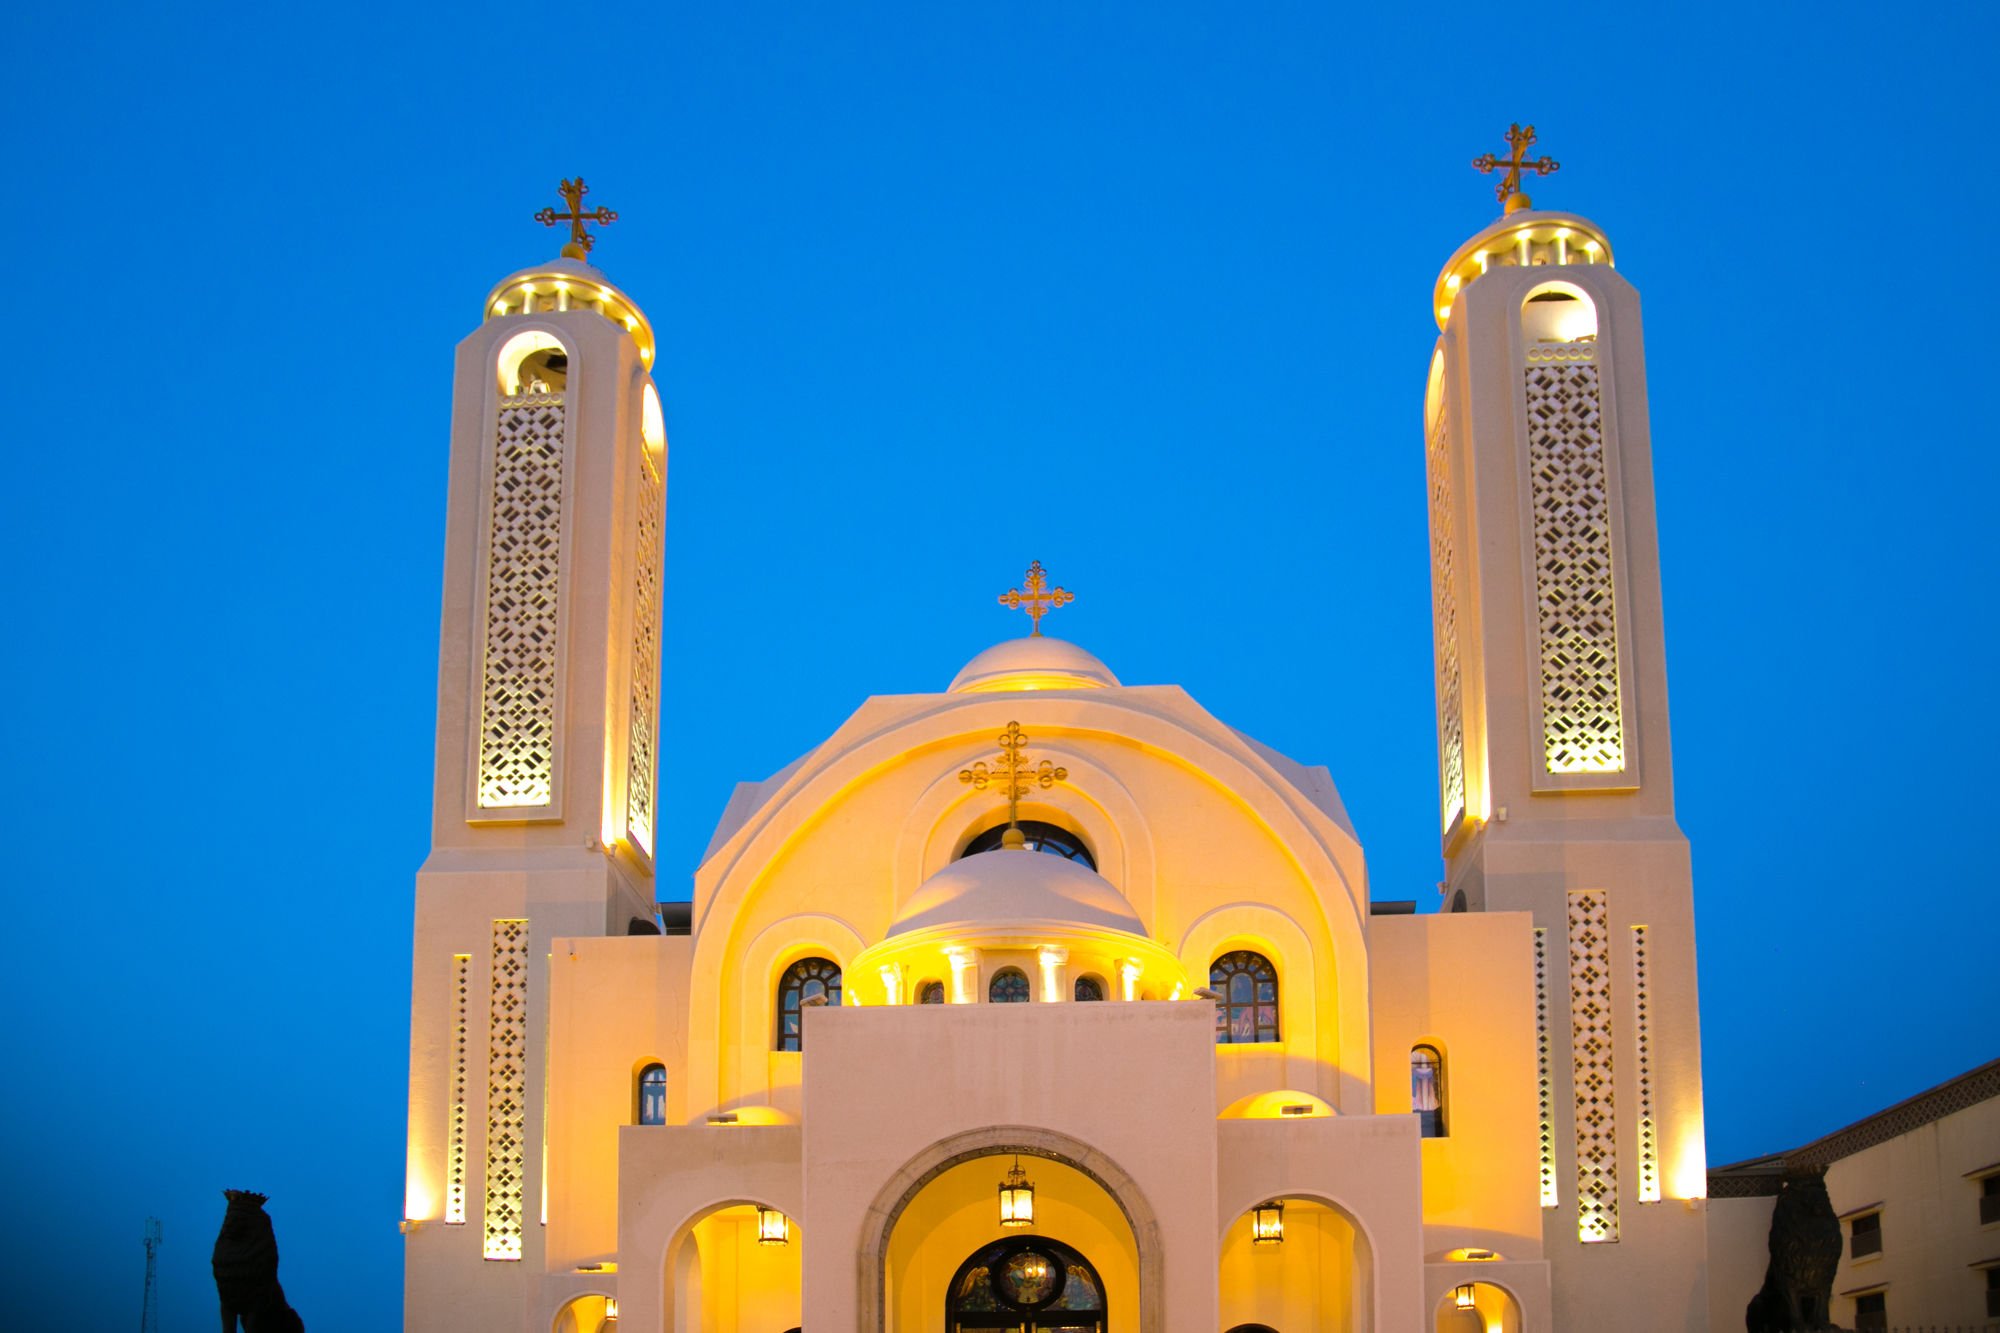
(1445, 273, 1461, 290)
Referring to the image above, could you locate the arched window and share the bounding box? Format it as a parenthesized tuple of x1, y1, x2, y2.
(635, 1063, 666, 1126)
(962, 820, 1096, 869)
(1412, 1045, 1447, 1137)
(1210, 950, 1279, 1043)
(1520, 281, 1598, 343)
(1074, 974, 1105, 1002)
(947, 1237, 1105, 1331)
(1225, 1325, 1282, 1333)
(989, 968, 1032, 1003)
(495, 329, 571, 395)
(917, 979, 946, 1005)
(775, 957, 842, 1051)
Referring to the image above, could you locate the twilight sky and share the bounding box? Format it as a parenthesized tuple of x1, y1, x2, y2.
(4, 3, 1996, 1328)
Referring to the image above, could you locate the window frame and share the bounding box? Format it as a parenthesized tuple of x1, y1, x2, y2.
(1209, 950, 1280, 1044)
(1848, 1208, 1883, 1260)
(774, 956, 843, 1051)
(1073, 974, 1106, 1002)
(635, 1062, 667, 1126)
(989, 967, 1032, 1004)
(961, 819, 1096, 869)
(1411, 1044, 1448, 1138)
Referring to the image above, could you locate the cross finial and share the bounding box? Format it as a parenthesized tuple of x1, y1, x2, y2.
(998, 561, 1074, 637)
(959, 721, 1067, 838)
(535, 177, 619, 260)
(1472, 125, 1560, 215)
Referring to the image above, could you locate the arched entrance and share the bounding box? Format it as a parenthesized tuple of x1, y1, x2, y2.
(1218, 1197, 1372, 1331)
(552, 1292, 615, 1333)
(1433, 1280, 1522, 1333)
(946, 1236, 1107, 1332)
(874, 1137, 1146, 1333)
(661, 1201, 801, 1333)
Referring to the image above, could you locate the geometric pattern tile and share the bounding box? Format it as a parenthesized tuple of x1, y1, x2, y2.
(1632, 924, 1660, 1202)
(477, 396, 566, 810)
(1536, 926, 1559, 1208)
(1524, 353, 1626, 777)
(446, 953, 470, 1226)
(483, 920, 529, 1261)
(1568, 890, 1620, 1242)
(1426, 401, 1467, 832)
(625, 445, 664, 855)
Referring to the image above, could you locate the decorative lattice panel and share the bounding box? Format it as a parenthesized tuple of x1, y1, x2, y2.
(477, 395, 566, 810)
(1633, 925, 1660, 1202)
(625, 445, 663, 854)
(483, 920, 529, 1260)
(445, 954, 470, 1225)
(1524, 352, 1626, 777)
(1568, 891, 1619, 1241)
(1426, 402, 1467, 833)
(1536, 927, 1558, 1208)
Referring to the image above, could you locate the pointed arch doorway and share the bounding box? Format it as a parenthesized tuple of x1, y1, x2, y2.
(946, 1236, 1107, 1333)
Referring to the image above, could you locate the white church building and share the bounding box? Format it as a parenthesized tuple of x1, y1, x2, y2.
(401, 150, 1715, 1331)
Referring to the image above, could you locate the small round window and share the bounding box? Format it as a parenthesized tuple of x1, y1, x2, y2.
(961, 820, 1095, 869)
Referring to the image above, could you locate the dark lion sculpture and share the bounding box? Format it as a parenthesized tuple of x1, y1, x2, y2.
(213, 1190, 305, 1333)
(1744, 1172, 1842, 1332)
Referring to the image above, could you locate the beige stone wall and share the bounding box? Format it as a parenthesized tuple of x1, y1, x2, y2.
(1823, 1096, 2000, 1328)
(1368, 912, 1543, 1260)
(1705, 1195, 1776, 1332)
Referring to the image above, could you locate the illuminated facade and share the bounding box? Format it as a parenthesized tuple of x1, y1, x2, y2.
(403, 183, 1712, 1331)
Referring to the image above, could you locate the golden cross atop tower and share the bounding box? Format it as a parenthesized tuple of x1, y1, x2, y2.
(535, 177, 619, 259)
(998, 561, 1074, 637)
(1472, 124, 1560, 215)
(959, 722, 1068, 842)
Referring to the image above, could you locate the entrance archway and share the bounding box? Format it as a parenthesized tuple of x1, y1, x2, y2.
(661, 1201, 802, 1333)
(1218, 1197, 1372, 1332)
(1433, 1280, 1522, 1333)
(946, 1236, 1107, 1331)
(552, 1293, 616, 1333)
(863, 1127, 1161, 1333)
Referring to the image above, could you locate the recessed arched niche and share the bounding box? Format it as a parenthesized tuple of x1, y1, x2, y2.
(1520, 281, 1597, 344)
(1424, 348, 1445, 436)
(496, 329, 570, 396)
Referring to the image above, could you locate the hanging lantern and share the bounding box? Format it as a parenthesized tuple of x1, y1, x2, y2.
(1250, 1199, 1285, 1245)
(604, 1296, 620, 1320)
(998, 1157, 1036, 1229)
(756, 1206, 790, 1246)
(1454, 1283, 1477, 1311)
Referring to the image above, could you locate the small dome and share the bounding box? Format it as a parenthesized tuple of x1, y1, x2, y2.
(948, 637, 1120, 693)
(890, 848, 1144, 937)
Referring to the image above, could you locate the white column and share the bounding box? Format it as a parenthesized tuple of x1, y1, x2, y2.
(1037, 946, 1069, 1003)
(946, 947, 978, 1005)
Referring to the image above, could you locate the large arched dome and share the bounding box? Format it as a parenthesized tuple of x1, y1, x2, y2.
(889, 846, 1145, 937)
(948, 637, 1121, 693)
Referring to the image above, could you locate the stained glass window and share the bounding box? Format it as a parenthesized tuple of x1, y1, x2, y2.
(775, 956, 841, 1051)
(1074, 975, 1105, 1002)
(990, 968, 1031, 1003)
(1210, 950, 1279, 1043)
(918, 979, 946, 1005)
(1412, 1045, 1446, 1137)
(636, 1063, 666, 1125)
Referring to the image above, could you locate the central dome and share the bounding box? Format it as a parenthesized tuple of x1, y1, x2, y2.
(948, 637, 1121, 693)
(889, 847, 1144, 937)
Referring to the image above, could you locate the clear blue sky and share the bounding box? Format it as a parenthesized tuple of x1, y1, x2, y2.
(4, 3, 1995, 1328)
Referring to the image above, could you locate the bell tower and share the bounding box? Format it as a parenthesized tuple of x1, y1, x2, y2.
(1423, 130, 1709, 1328)
(403, 181, 666, 1330)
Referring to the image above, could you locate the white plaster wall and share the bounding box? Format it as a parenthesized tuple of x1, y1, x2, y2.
(1704, 1195, 1776, 1333)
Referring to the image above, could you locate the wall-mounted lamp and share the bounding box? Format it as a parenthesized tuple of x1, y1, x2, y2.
(1454, 1283, 1476, 1311)
(756, 1206, 790, 1246)
(1251, 1200, 1284, 1245)
(604, 1296, 619, 1320)
(998, 1157, 1036, 1228)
